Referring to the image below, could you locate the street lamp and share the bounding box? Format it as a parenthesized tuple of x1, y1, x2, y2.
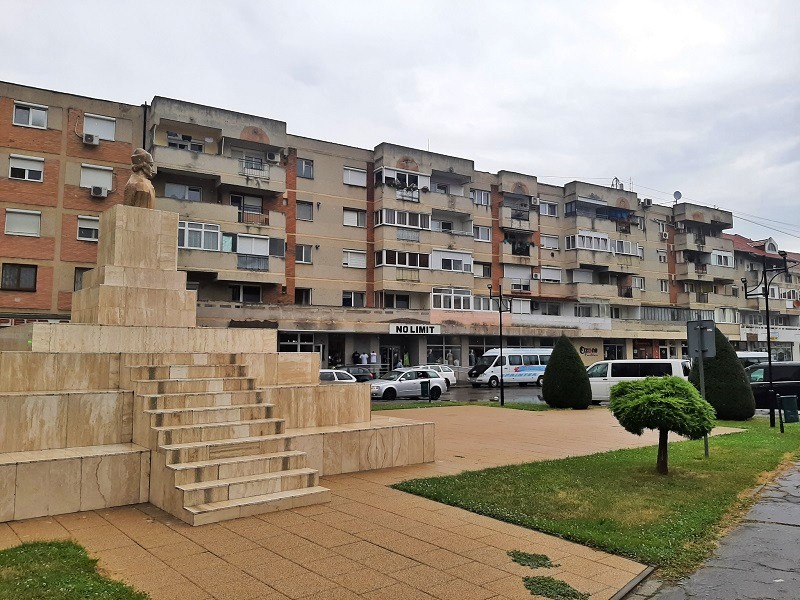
(742, 250, 792, 432)
(487, 283, 511, 406)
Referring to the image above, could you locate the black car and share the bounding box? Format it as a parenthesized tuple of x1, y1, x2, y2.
(745, 362, 800, 409)
(338, 365, 376, 382)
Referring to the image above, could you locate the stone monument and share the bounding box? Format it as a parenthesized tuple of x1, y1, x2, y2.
(123, 148, 157, 209)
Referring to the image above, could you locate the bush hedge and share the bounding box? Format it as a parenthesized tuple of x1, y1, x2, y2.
(542, 335, 592, 409)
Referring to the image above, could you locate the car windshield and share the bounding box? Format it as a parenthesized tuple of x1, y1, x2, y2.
(475, 355, 495, 367)
(380, 370, 404, 381)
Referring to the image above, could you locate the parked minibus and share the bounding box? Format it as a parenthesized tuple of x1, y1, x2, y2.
(467, 348, 553, 388)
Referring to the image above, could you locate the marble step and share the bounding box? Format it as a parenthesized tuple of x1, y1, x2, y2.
(140, 389, 268, 411)
(128, 364, 248, 381)
(162, 434, 295, 464)
(185, 486, 331, 526)
(168, 450, 308, 485)
(124, 353, 240, 367)
(134, 377, 255, 395)
(153, 418, 285, 446)
(178, 467, 318, 506)
(146, 403, 274, 427)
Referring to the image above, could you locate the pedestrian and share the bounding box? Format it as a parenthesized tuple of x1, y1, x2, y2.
(361, 352, 368, 365)
(395, 358, 403, 369)
(352, 350, 360, 365)
(369, 350, 377, 364)
(446, 350, 453, 365)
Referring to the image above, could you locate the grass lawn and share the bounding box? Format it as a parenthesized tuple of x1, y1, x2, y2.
(372, 400, 549, 411)
(394, 417, 800, 580)
(0, 541, 146, 599)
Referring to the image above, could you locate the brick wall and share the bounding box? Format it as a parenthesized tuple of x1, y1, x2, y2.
(57, 290, 73, 312)
(59, 213, 98, 263)
(0, 98, 62, 155)
(65, 108, 134, 165)
(0, 264, 53, 309)
(0, 159, 60, 207)
(62, 175, 125, 212)
(0, 210, 55, 261)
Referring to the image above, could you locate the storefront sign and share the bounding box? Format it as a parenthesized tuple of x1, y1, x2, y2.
(579, 346, 599, 356)
(389, 324, 441, 335)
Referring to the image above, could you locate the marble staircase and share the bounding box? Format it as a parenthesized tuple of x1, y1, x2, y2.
(128, 353, 329, 525)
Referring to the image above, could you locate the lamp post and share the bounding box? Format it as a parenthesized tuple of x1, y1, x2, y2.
(487, 283, 511, 406)
(742, 250, 791, 431)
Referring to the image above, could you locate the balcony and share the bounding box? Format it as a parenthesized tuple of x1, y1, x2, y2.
(674, 232, 733, 253)
(374, 266, 473, 292)
(674, 203, 733, 229)
(675, 262, 736, 282)
(238, 211, 270, 226)
(424, 189, 473, 213)
(150, 145, 286, 194)
(501, 207, 534, 232)
(237, 254, 269, 272)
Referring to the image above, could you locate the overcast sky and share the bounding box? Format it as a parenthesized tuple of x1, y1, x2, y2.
(3, 1, 798, 250)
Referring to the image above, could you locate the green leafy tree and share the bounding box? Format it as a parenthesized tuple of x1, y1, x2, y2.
(542, 335, 591, 409)
(609, 376, 715, 474)
(688, 327, 755, 420)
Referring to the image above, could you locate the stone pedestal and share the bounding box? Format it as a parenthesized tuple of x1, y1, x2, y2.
(71, 205, 196, 327)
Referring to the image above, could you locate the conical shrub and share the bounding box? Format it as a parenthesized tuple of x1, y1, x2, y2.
(542, 334, 592, 409)
(688, 327, 755, 420)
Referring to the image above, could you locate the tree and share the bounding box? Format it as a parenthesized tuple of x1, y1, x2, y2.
(542, 335, 591, 409)
(609, 376, 715, 474)
(688, 327, 755, 420)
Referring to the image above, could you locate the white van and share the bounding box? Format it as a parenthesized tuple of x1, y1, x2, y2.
(467, 348, 553, 388)
(586, 359, 691, 403)
(736, 351, 768, 369)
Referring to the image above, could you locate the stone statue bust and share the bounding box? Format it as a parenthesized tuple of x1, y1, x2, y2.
(124, 148, 156, 209)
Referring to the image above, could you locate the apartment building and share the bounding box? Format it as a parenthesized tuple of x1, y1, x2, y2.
(2, 81, 799, 366)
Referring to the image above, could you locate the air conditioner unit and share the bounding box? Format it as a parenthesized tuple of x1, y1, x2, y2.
(640, 198, 653, 207)
(83, 133, 100, 146)
(531, 197, 540, 206)
(90, 186, 108, 198)
(531, 273, 541, 280)
(675, 222, 685, 231)
(266, 151, 280, 163)
(660, 232, 669, 240)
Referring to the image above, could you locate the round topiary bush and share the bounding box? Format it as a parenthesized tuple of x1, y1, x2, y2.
(688, 327, 755, 420)
(542, 335, 591, 409)
(609, 376, 715, 474)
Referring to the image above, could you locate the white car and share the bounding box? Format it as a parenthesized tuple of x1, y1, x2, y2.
(319, 369, 358, 383)
(371, 368, 448, 400)
(412, 364, 457, 389)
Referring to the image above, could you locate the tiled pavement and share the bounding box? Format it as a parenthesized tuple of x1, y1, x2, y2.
(0, 407, 740, 600)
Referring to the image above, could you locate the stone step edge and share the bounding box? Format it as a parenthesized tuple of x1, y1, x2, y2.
(184, 486, 330, 514)
(166, 450, 306, 471)
(132, 376, 255, 384)
(176, 467, 317, 492)
(137, 389, 267, 399)
(145, 403, 275, 415)
(160, 433, 295, 451)
(152, 418, 284, 433)
(125, 362, 247, 369)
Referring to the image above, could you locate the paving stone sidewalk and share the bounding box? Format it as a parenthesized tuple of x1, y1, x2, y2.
(630, 461, 800, 600)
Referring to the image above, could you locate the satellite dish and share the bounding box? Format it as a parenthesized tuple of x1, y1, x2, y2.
(673, 191, 682, 201)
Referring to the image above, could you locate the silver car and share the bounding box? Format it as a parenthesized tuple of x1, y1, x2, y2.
(371, 368, 447, 400)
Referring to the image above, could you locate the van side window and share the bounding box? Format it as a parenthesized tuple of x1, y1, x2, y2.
(539, 355, 550, 365)
(640, 363, 672, 377)
(774, 366, 794, 382)
(523, 355, 537, 365)
(509, 355, 522, 366)
(682, 362, 691, 376)
(611, 363, 640, 377)
(587, 363, 608, 378)
(495, 356, 506, 366)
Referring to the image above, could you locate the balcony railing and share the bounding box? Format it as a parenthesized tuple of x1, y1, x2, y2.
(237, 254, 269, 271)
(238, 211, 269, 226)
(510, 209, 530, 221)
(238, 158, 270, 178)
(396, 189, 420, 202)
(695, 263, 707, 274)
(696, 292, 709, 303)
(396, 267, 420, 282)
(618, 286, 633, 298)
(694, 234, 707, 245)
(511, 279, 531, 292)
(396, 229, 420, 242)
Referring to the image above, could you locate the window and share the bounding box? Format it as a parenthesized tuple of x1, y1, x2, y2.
(167, 131, 203, 152)
(165, 183, 202, 202)
(343, 291, 366, 307)
(658, 250, 667, 263)
(9, 155, 43, 181)
(541, 302, 561, 316)
(1, 263, 37, 291)
(342, 249, 366, 268)
(540, 235, 559, 250)
(712, 251, 733, 267)
(375, 249, 429, 268)
(343, 167, 366, 187)
(540, 267, 562, 283)
(298, 159, 314, 179)
(632, 276, 645, 290)
(574, 305, 593, 318)
(384, 293, 410, 309)
(73, 267, 91, 291)
(474, 262, 491, 278)
(435, 183, 449, 194)
(230, 284, 261, 303)
(473, 225, 491, 242)
(4, 209, 40, 237)
(441, 258, 471, 272)
(612, 239, 640, 256)
(374, 209, 430, 230)
(231, 194, 263, 215)
(77, 216, 99, 241)
(473, 296, 492, 311)
(79, 165, 113, 189)
(297, 201, 313, 221)
(470, 189, 490, 206)
(83, 114, 116, 141)
(432, 287, 472, 310)
(587, 363, 608, 378)
(13, 103, 47, 128)
(540, 202, 557, 217)
(659, 279, 669, 293)
(343, 208, 366, 227)
(237, 234, 269, 256)
(295, 288, 312, 305)
(296, 244, 313, 264)
(178, 221, 220, 251)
